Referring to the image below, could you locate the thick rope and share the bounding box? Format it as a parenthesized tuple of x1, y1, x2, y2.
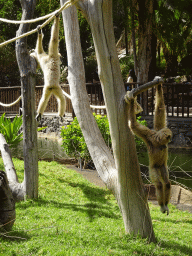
(0, 11, 58, 24)
(0, 0, 76, 48)
(0, 0, 106, 111)
(0, 90, 106, 110)
(62, 89, 106, 109)
(0, 96, 21, 107)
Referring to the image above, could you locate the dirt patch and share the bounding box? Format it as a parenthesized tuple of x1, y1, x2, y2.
(66, 165, 106, 188)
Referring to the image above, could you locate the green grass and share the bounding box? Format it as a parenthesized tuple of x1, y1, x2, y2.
(0, 158, 191, 256)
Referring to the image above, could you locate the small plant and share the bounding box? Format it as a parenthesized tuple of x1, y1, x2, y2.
(61, 114, 146, 168)
(0, 113, 23, 147)
(61, 114, 111, 168)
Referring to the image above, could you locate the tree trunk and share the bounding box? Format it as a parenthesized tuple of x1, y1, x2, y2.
(0, 134, 24, 201)
(130, 0, 138, 77)
(15, 0, 38, 199)
(163, 46, 178, 77)
(61, 0, 156, 242)
(137, 0, 153, 83)
(0, 170, 15, 231)
(136, 0, 154, 114)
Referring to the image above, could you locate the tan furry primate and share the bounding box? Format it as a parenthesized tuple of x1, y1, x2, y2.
(125, 83, 172, 215)
(30, 14, 66, 121)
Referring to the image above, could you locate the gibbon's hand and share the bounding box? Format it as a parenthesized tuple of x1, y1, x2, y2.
(37, 25, 42, 34)
(124, 90, 134, 104)
(59, 116, 64, 122)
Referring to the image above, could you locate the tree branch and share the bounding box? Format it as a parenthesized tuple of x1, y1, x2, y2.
(131, 78, 164, 97)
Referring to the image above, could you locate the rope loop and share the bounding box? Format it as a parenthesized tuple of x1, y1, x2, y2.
(0, 0, 77, 48)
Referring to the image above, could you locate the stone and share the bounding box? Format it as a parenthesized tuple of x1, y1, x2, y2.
(172, 133, 188, 147)
(179, 187, 192, 205)
(170, 185, 181, 204)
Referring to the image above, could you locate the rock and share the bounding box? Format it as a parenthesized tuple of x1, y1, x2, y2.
(179, 186, 192, 205)
(145, 184, 192, 213)
(172, 133, 188, 147)
(170, 185, 181, 204)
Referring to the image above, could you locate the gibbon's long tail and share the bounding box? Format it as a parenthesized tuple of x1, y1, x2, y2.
(0, 96, 21, 107)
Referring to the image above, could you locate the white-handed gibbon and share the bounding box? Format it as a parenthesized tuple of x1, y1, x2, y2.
(30, 14, 66, 121)
(125, 82, 172, 215)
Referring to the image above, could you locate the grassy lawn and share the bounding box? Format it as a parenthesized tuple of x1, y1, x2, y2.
(0, 158, 191, 256)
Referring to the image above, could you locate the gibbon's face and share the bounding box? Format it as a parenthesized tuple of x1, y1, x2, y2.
(154, 128, 172, 146)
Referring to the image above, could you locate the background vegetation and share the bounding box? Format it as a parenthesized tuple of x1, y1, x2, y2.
(61, 114, 146, 168)
(1, 0, 192, 86)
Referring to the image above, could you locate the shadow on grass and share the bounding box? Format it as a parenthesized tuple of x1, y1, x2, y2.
(17, 177, 120, 221)
(154, 216, 192, 225)
(159, 239, 192, 256)
(0, 230, 30, 242)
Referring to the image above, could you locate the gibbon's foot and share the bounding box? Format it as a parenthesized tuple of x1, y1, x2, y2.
(36, 113, 42, 121)
(37, 25, 42, 34)
(59, 116, 64, 122)
(160, 205, 169, 215)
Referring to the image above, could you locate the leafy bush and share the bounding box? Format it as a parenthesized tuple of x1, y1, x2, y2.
(0, 113, 23, 147)
(61, 114, 111, 168)
(61, 114, 147, 168)
(0, 114, 47, 148)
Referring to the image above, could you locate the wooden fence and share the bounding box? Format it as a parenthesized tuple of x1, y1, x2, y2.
(133, 83, 192, 118)
(0, 83, 192, 118)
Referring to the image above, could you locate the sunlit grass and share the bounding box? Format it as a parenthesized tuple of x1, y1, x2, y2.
(0, 158, 191, 256)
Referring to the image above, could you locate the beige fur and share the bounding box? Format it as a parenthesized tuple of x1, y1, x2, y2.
(30, 15, 66, 121)
(125, 84, 172, 215)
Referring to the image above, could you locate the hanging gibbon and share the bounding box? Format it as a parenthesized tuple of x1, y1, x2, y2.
(30, 14, 66, 121)
(125, 82, 172, 215)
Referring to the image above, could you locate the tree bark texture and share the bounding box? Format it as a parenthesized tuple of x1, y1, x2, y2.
(134, 0, 154, 115)
(61, 0, 156, 242)
(0, 170, 15, 231)
(15, 0, 38, 199)
(0, 134, 24, 201)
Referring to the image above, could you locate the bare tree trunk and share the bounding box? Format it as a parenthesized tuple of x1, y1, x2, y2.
(136, 0, 154, 114)
(137, 0, 153, 83)
(61, 0, 156, 242)
(15, 0, 38, 199)
(0, 134, 24, 201)
(0, 170, 15, 231)
(130, 0, 138, 76)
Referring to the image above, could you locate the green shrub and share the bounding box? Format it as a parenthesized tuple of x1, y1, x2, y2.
(61, 114, 147, 168)
(0, 113, 23, 147)
(61, 114, 111, 168)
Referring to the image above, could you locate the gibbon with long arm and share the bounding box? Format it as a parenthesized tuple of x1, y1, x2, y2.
(30, 14, 66, 121)
(125, 82, 172, 215)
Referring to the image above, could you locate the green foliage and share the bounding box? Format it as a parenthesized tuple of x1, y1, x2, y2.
(156, 1, 192, 58)
(61, 114, 111, 167)
(61, 114, 146, 167)
(135, 116, 147, 153)
(119, 56, 134, 82)
(0, 158, 191, 256)
(0, 113, 23, 147)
